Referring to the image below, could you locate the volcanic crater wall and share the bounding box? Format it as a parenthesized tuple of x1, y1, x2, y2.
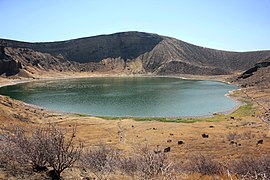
(1, 31, 270, 76)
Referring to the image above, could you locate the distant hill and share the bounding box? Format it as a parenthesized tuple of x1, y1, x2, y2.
(1, 31, 270, 76)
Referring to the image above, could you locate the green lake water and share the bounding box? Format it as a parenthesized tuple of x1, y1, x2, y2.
(0, 77, 237, 117)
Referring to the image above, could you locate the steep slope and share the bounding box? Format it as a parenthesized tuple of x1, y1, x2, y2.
(1, 31, 270, 76)
(140, 37, 270, 75)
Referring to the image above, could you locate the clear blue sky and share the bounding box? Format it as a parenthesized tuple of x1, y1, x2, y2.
(0, 0, 269, 51)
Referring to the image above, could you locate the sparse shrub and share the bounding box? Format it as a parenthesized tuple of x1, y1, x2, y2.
(39, 124, 83, 179)
(0, 140, 30, 177)
(241, 130, 255, 140)
(119, 156, 138, 178)
(230, 156, 270, 179)
(0, 123, 83, 180)
(136, 144, 172, 179)
(80, 143, 120, 180)
(80, 143, 175, 179)
(0, 125, 47, 174)
(121, 144, 175, 179)
(186, 155, 224, 175)
(227, 131, 255, 143)
(227, 132, 238, 141)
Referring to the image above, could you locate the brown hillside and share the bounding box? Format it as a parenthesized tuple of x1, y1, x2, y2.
(1, 31, 270, 76)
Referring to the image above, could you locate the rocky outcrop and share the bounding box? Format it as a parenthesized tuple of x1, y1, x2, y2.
(101, 57, 126, 71)
(0, 59, 21, 76)
(234, 57, 270, 88)
(238, 61, 270, 79)
(0, 47, 21, 76)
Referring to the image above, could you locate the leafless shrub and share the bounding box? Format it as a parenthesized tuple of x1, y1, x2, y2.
(80, 143, 120, 180)
(120, 144, 175, 179)
(227, 132, 238, 141)
(137, 144, 173, 179)
(0, 123, 83, 180)
(0, 125, 47, 174)
(80, 143, 175, 179)
(119, 156, 138, 178)
(37, 123, 83, 179)
(0, 153, 7, 169)
(0, 140, 29, 176)
(185, 155, 224, 175)
(229, 156, 270, 179)
(241, 130, 255, 140)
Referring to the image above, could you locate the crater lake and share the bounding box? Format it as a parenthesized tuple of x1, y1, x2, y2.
(0, 77, 238, 117)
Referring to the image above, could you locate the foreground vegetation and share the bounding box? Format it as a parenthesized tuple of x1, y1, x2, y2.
(1, 123, 270, 180)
